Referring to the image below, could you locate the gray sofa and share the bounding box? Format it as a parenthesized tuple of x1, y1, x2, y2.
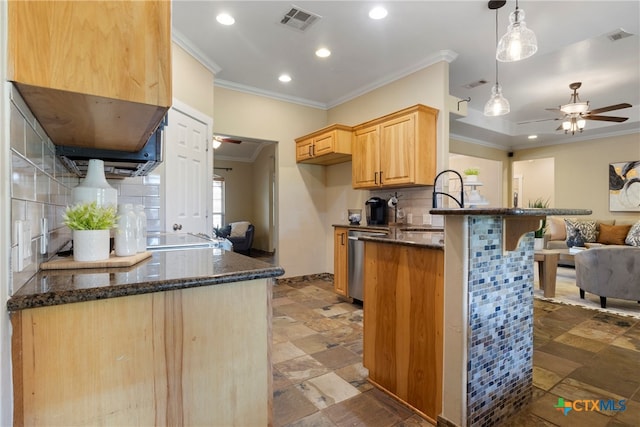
(575, 245, 640, 308)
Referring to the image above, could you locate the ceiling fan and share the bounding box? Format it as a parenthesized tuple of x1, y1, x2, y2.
(520, 82, 631, 135)
(212, 135, 242, 149)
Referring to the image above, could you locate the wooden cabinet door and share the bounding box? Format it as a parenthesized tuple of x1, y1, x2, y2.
(352, 125, 380, 189)
(295, 138, 314, 162)
(333, 228, 349, 297)
(313, 131, 335, 157)
(8, 0, 171, 152)
(380, 113, 416, 187)
(363, 241, 443, 421)
(8, 1, 171, 106)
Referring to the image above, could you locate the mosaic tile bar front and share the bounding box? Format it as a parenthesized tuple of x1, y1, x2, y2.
(466, 216, 533, 426)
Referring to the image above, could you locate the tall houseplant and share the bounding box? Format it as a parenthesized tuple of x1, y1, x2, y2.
(528, 198, 550, 250)
(63, 202, 117, 262)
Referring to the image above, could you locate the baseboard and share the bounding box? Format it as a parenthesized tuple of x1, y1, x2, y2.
(276, 273, 333, 285)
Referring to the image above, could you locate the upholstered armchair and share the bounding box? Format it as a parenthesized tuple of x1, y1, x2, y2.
(226, 222, 254, 256)
(575, 245, 640, 308)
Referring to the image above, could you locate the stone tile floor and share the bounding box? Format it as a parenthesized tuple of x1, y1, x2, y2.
(272, 277, 640, 426)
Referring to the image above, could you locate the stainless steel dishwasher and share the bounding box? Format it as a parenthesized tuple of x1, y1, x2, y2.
(348, 230, 387, 302)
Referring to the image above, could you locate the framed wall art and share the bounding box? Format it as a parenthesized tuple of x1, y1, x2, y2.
(609, 160, 640, 212)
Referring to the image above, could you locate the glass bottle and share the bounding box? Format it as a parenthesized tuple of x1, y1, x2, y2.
(134, 204, 147, 253)
(115, 204, 137, 256)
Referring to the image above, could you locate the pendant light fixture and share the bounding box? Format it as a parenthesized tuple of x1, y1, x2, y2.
(496, 0, 537, 62)
(485, 2, 510, 117)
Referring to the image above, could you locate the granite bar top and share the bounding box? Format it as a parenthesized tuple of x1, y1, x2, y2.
(430, 208, 592, 216)
(7, 248, 284, 312)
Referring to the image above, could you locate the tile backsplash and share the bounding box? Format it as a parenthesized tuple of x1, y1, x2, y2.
(9, 85, 161, 294)
(370, 186, 444, 227)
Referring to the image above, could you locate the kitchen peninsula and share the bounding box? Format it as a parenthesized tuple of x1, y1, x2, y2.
(433, 208, 591, 427)
(8, 248, 284, 426)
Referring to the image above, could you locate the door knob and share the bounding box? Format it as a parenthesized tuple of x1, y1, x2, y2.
(173, 223, 183, 231)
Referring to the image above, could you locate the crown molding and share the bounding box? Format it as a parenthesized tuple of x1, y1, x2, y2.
(214, 79, 328, 110)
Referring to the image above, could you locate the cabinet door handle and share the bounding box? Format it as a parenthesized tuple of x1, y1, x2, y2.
(380, 171, 384, 185)
(341, 233, 345, 245)
(309, 145, 313, 157)
(374, 172, 378, 184)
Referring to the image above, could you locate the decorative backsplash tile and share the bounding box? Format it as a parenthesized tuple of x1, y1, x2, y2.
(9, 85, 161, 294)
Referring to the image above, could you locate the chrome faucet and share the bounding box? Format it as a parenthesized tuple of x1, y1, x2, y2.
(432, 169, 465, 208)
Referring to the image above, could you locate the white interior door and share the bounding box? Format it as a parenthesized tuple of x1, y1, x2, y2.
(164, 101, 212, 234)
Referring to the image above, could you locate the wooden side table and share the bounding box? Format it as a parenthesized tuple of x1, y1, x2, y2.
(534, 250, 560, 297)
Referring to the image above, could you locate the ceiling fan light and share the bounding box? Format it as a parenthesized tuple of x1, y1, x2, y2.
(484, 83, 510, 116)
(212, 137, 222, 149)
(562, 120, 571, 131)
(496, 8, 537, 62)
(577, 118, 586, 129)
(560, 102, 589, 114)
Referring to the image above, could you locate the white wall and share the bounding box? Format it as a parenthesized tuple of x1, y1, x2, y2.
(449, 154, 503, 208)
(252, 143, 276, 252)
(213, 86, 328, 277)
(1, 2, 13, 423)
(214, 159, 255, 225)
(512, 134, 640, 221)
(512, 158, 554, 208)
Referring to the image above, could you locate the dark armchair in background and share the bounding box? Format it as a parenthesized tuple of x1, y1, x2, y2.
(216, 221, 254, 256)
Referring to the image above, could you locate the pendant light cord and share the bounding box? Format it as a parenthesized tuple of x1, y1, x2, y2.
(494, 9, 499, 86)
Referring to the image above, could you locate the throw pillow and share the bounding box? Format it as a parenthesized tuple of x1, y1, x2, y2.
(214, 225, 232, 238)
(548, 217, 566, 241)
(230, 221, 251, 238)
(626, 221, 640, 246)
(597, 223, 632, 245)
(564, 219, 597, 247)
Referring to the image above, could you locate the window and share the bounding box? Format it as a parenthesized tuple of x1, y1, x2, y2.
(212, 175, 225, 228)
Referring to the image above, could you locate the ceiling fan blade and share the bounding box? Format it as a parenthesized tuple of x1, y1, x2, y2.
(583, 115, 629, 123)
(517, 117, 561, 125)
(587, 103, 632, 115)
(544, 107, 561, 112)
(555, 124, 564, 131)
(222, 138, 242, 144)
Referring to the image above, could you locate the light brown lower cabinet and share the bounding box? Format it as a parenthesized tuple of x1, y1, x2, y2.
(11, 279, 272, 426)
(363, 242, 443, 422)
(333, 227, 349, 297)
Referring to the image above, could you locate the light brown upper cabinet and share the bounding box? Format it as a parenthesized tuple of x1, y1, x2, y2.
(352, 104, 438, 189)
(8, 0, 172, 152)
(295, 124, 353, 165)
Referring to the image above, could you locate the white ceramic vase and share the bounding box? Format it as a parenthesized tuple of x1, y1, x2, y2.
(73, 229, 111, 262)
(72, 159, 117, 208)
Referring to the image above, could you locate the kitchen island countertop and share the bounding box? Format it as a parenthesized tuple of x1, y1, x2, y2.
(7, 248, 284, 311)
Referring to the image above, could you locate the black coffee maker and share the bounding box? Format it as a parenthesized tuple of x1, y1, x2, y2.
(365, 197, 388, 225)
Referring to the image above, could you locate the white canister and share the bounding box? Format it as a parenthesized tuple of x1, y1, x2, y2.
(72, 159, 117, 208)
(115, 204, 137, 256)
(134, 204, 147, 252)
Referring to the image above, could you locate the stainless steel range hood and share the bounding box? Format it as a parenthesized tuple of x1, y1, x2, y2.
(56, 118, 165, 179)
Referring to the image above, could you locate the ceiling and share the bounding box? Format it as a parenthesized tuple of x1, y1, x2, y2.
(172, 0, 640, 157)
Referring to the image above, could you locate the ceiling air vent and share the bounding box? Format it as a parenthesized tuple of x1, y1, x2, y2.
(463, 79, 488, 90)
(280, 5, 321, 32)
(606, 28, 633, 42)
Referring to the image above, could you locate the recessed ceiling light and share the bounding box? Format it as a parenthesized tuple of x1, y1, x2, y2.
(278, 74, 292, 83)
(528, 135, 538, 140)
(216, 13, 235, 26)
(315, 48, 331, 58)
(369, 7, 388, 20)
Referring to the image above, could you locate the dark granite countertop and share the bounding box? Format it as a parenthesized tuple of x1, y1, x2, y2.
(358, 228, 444, 249)
(7, 248, 284, 312)
(332, 224, 444, 248)
(429, 208, 592, 216)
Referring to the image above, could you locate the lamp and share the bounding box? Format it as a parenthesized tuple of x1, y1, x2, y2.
(496, 0, 537, 62)
(485, 5, 510, 117)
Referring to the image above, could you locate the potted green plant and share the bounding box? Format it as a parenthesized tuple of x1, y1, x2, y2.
(463, 167, 480, 182)
(63, 202, 117, 262)
(528, 198, 550, 250)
